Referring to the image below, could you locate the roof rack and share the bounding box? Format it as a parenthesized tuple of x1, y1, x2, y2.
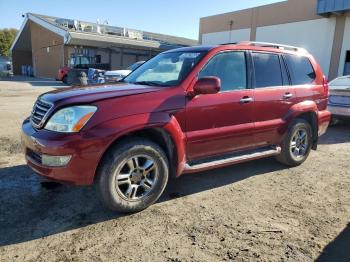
(237, 41, 307, 53)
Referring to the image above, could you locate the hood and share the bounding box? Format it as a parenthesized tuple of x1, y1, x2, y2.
(40, 83, 163, 105)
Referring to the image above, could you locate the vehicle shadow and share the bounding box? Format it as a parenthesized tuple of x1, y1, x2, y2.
(316, 223, 350, 262)
(318, 122, 350, 145)
(0, 157, 285, 246)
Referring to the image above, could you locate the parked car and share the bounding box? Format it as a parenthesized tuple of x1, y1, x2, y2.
(57, 54, 110, 84)
(104, 61, 145, 83)
(0, 57, 12, 77)
(87, 68, 105, 85)
(22, 42, 331, 213)
(328, 76, 350, 123)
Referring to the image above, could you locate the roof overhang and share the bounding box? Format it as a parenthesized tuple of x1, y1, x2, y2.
(66, 31, 161, 49)
(317, 0, 350, 15)
(11, 13, 195, 53)
(10, 13, 68, 52)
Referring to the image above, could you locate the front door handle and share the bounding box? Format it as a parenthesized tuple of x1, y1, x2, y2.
(240, 96, 254, 104)
(283, 93, 293, 99)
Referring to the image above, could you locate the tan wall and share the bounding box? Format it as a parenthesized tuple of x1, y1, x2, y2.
(12, 50, 32, 75)
(199, 0, 321, 42)
(199, 0, 349, 78)
(30, 21, 64, 78)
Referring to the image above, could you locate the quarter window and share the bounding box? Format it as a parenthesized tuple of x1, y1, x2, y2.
(284, 55, 316, 85)
(198, 51, 247, 92)
(252, 53, 283, 88)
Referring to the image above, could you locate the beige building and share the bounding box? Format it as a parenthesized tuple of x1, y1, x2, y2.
(11, 13, 197, 79)
(199, 0, 350, 80)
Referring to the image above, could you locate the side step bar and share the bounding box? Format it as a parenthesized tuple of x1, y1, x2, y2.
(183, 146, 281, 174)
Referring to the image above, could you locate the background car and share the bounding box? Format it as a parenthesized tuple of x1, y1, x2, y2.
(57, 54, 110, 83)
(0, 56, 12, 77)
(328, 76, 350, 124)
(104, 61, 145, 83)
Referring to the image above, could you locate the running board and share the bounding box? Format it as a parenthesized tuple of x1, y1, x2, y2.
(183, 146, 281, 173)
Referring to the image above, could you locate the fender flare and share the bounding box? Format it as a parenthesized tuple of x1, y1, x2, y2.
(91, 112, 186, 178)
(284, 100, 318, 122)
(283, 100, 319, 149)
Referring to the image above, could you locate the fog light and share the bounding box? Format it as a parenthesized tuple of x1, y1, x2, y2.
(42, 154, 71, 167)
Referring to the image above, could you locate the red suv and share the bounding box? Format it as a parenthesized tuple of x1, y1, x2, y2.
(22, 42, 331, 212)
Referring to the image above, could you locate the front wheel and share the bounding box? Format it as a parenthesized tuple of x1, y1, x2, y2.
(97, 138, 169, 213)
(276, 119, 312, 166)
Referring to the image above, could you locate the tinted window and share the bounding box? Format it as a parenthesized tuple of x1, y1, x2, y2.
(252, 53, 283, 88)
(198, 52, 247, 92)
(285, 55, 316, 85)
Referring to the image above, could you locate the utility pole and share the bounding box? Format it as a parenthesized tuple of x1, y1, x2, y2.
(229, 20, 234, 43)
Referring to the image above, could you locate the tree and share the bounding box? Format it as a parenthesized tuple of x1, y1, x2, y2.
(0, 28, 18, 57)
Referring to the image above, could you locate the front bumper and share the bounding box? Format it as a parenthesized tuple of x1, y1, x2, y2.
(21, 119, 102, 185)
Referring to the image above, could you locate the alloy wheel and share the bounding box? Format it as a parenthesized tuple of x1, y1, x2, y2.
(114, 155, 159, 201)
(290, 128, 309, 159)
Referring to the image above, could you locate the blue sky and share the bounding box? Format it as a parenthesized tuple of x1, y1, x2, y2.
(0, 0, 281, 40)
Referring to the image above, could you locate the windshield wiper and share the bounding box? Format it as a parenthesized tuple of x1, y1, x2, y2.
(133, 81, 164, 87)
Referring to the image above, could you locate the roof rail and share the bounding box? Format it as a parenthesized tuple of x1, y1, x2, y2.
(238, 41, 307, 53)
(220, 42, 238, 45)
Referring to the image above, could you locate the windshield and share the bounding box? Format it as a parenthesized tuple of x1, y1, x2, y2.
(124, 51, 207, 86)
(329, 77, 350, 89)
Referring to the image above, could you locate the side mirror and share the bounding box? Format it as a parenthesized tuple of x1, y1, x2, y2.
(193, 77, 221, 96)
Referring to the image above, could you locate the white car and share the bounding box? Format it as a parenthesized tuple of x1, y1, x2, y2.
(104, 61, 145, 83)
(328, 76, 350, 123)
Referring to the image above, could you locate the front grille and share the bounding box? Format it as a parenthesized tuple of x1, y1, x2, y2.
(30, 99, 53, 128)
(26, 148, 42, 164)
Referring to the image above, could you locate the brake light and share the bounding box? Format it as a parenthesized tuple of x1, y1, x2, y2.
(322, 75, 329, 97)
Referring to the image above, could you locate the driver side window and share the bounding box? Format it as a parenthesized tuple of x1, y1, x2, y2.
(198, 51, 247, 92)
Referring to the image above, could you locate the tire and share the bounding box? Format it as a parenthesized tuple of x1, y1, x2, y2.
(97, 138, 169, 213)
(62, 75, 68, 84)
(276, 119, 312, 166)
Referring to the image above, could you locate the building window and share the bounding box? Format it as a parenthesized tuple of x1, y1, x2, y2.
(343, 51, 350, 76)
(95, 55, 101, 64)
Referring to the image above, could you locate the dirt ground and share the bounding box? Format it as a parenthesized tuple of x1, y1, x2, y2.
(0, 78, 349, 262)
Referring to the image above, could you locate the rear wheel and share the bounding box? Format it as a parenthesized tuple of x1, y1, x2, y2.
(276, 119, 312, 166)
(97, 138, 169, 213)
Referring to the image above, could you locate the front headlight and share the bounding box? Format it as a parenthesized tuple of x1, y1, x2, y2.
(45, 106, 97, 133)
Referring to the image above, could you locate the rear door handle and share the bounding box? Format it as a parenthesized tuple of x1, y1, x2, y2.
(240, 96, 254, 104)
(283, 93, 293, 99)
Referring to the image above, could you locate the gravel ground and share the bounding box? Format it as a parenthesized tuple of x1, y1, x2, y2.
(0, 79, 349, 262)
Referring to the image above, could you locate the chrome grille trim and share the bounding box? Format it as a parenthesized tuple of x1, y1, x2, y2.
(30, 98, 53, 129)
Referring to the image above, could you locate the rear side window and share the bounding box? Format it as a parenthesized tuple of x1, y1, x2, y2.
(252, 53, 283, 88)
(284, 55, 316, 85)
(198, 51, 247, 92)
